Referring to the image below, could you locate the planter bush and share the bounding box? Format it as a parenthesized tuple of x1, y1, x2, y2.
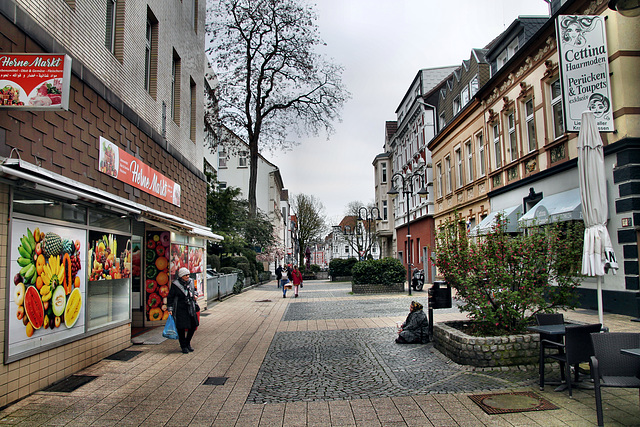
(351, 258, 406, 294)
(434, 214, 584, 336)
(329, 258, 358, 279)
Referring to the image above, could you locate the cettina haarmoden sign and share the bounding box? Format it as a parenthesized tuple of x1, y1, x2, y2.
(556, 15, 614, 132)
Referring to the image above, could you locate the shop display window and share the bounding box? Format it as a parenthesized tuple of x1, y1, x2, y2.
(86, 231, 132, 330)
(12, 189, 86, 224)
(89, 210, 131, 233)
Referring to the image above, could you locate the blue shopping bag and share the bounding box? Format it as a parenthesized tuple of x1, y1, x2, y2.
(162, 315, 178, 340)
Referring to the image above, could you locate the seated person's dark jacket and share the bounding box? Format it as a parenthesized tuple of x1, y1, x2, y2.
(399, 309, 429, 343)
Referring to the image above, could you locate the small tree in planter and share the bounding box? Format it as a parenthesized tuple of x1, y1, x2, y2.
(434, 214, 584, 336)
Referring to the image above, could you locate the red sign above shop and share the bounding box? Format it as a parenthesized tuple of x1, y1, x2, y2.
(99, 137, 181, 206)
(0, 53, 71, 110)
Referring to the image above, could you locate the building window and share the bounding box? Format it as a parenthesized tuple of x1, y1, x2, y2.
(525, 98, 536, 152)
(239, 151, 248, 167)
(144, 9, 158, 97)
(492, 122, 501, 169)
(345, 246, 349, 254)
(381, 162, 387, 183)
(461, 87, 470, 107)
(470, 75, 479, 96)
(191, 0, 198, 31)
(453, 96, 461, 115)
(105, 0, 116, 52)
(550, 78, 565, 140)
(436, 162, 443, 198)
(439, 112, 446, 130)
(445, 156, 452, 194)
(190, 78, 196, 141)
(218, 181, 227, 190)
(507, 112, 517, 162)
(171, 50, 181, 124)
(382, 200, 388, 220)
(476, 132, 485, 177)
(455, 147, 463, 189)
(218, 147, 227, 168)
(465, 140, 473, 183)
(105, 0, 123, 60)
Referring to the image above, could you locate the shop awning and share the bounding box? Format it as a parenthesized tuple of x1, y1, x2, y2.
(518, 188, 582, 227)
(0, 157, 223, 241)
(470, 204, 522, 236)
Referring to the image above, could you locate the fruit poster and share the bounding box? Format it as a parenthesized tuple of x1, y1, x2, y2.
(145, 231, 171, 321)
(99, 137, 181, 207)
(0, 53, 72, 110)
(87, 232, 132, 281)
(6, 219, 86, 360)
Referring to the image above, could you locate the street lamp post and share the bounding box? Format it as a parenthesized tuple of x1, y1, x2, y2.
(387, 171, 428, 296)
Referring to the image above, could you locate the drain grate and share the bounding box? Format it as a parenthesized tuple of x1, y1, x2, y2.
(203, 377, 228, 385)
(105, 350, 142, 361)
(43, 375, 98, 393)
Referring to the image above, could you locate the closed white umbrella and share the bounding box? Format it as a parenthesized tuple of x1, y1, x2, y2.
(577, 111, 618, 328)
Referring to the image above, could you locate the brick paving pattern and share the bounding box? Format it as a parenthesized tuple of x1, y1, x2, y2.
(0, 279, 639, 426)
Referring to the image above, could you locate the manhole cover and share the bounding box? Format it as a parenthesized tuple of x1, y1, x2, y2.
(203, 377, 228, 385)
(43, 375, 98, 393)
(469, 391, 558, 414)
(105, 350, 142, 361)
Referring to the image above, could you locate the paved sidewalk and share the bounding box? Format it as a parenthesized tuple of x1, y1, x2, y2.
(1, 280, 639, 426)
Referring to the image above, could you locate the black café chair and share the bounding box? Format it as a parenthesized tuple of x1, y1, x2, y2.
(590, 332, 640, 427)
(536, 313, 566, 390)
(544, 323, 602, 397)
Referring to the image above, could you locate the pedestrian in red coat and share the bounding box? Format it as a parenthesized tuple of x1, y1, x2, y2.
(292, 265, 303, 298)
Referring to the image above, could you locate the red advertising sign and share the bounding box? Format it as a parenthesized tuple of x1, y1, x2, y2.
(99, 137, 181, 206)
(0, 53, 71, 110)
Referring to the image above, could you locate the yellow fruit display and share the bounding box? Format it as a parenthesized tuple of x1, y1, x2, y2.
(64, 288, 82, 328)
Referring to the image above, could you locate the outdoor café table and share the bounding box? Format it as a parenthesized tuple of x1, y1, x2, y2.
(527, 324, 595, 392)
(620, 348, 640, 357)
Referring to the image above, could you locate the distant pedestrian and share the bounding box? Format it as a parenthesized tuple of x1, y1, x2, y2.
(291, 265, 303, 298)
(396, 301, 429, 344)
(275, 265, 283, 288)
(167, 267, 200, 353)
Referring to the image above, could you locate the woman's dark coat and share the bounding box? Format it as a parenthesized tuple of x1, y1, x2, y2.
(167, 278, 199, 329)
(399, 309, 429, 343)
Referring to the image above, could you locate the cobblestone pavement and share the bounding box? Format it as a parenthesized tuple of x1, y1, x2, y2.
(248, 327, 538, 403)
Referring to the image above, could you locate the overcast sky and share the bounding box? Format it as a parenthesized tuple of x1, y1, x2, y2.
(261, 0, 551, 224)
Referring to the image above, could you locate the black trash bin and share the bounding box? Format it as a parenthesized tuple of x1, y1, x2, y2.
(428, 280, 452, 309)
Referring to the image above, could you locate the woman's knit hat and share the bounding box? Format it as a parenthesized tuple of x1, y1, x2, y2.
(410, 301, 423, 311)
(178, 267, 190, 278)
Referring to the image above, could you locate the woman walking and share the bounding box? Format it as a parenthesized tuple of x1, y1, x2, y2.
(167, 267, 199, 353)
(291, 265, 303, 297)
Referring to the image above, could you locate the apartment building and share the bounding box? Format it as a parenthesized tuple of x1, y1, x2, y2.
(428, 0, 640, 316)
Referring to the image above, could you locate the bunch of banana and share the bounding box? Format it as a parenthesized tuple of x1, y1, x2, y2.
(17, 228, 38, 285)
(41, 254, 64, 302)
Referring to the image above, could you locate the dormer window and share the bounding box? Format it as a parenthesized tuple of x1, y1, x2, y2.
(453, 96, 461, 115)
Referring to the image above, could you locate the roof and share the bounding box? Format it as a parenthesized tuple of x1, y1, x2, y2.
(485, 16, 549, 60)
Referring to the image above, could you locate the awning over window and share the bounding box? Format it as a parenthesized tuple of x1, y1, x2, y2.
(518, 188, 582, 227)
(1, 158, 223, 241)
(470, 204, 522, 236)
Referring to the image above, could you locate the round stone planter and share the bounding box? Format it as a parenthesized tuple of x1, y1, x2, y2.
(433, 320, 540, 367)
(351, 282, 404, 294)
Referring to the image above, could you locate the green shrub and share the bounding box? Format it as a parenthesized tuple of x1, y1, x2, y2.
(207, 254, 221, 272)
(352, 258, 406, 285)
(329, 258, 358, 277)
(310, 264, 321, 273)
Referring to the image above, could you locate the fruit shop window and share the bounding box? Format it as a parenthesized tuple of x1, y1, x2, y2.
(89, 209, 131, 233)
(13, 189, 86, 224)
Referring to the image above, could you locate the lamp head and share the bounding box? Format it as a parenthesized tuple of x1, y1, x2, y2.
(417, 186, 429, 199)
(609, 0, 640, 16)
(387, 187, 399, 199)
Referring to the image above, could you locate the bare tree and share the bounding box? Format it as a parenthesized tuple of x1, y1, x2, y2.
(343, 201, 380, 260)
(206, 0, 350, 216)
(291, 194, 326, 268)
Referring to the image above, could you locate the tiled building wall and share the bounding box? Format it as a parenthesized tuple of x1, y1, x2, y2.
(10, 0, 206, 170)
(0, 10, 207, 225)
